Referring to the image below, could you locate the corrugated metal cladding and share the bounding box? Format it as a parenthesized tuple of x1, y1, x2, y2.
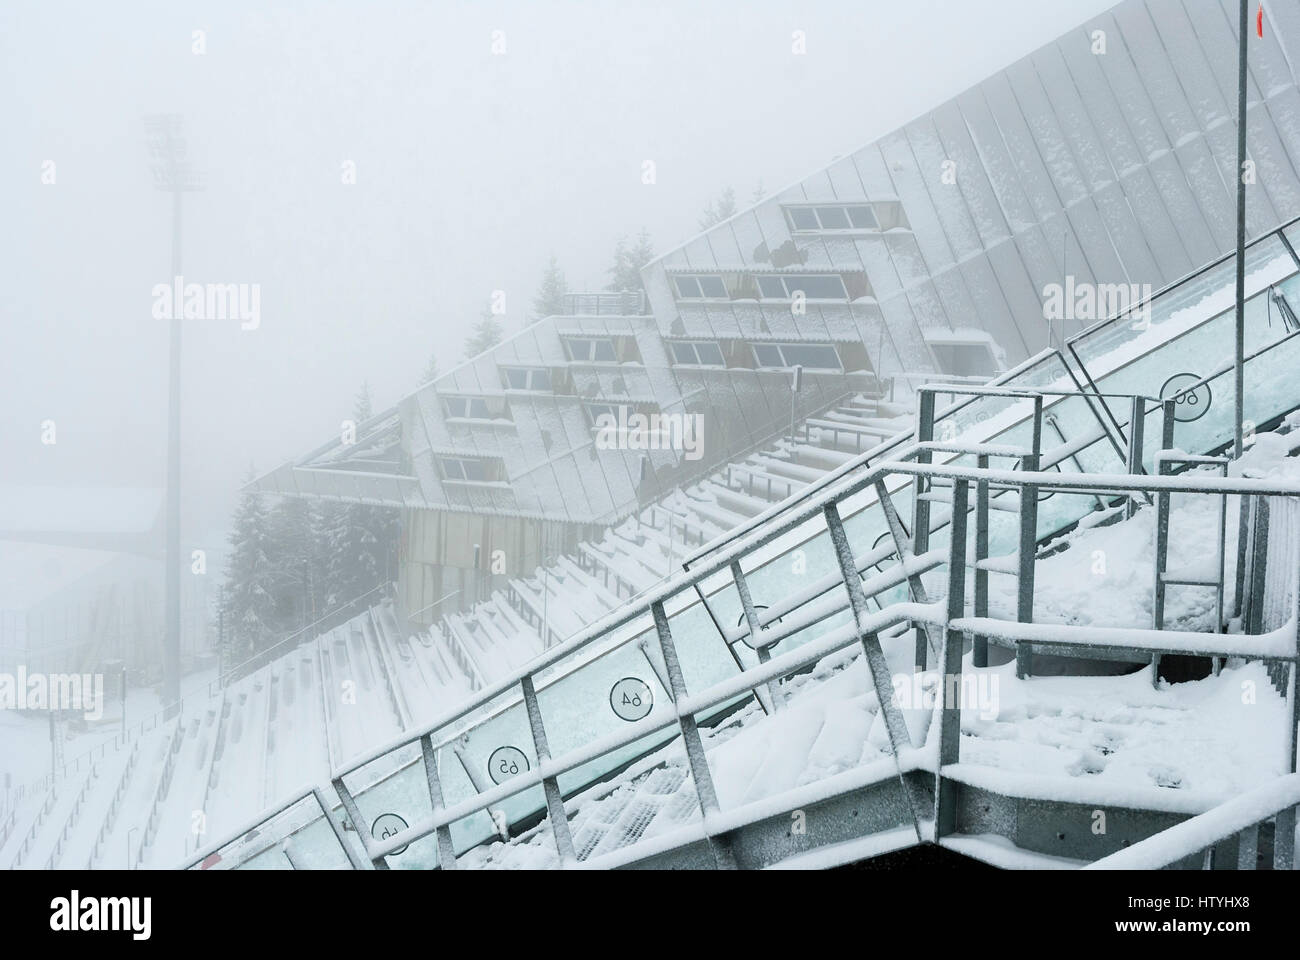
(645, 0, 1300, 380)
(256, 0, 1300, 526)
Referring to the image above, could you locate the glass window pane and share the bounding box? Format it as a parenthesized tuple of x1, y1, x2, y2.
(593, 340, 616, 362)
(753, 344, 783, 367)
(757, 276, 786, 298)
(781, 344, 841, 369)
(696, 342, 724, 365)
(815, 206, 850, 229)
(505, 369, 526, 389)
(847, 205, 877, 229)
(787, 275, 846, 299)
(788, 207, 818, 230)
(531, 369, 550, 390)
(674, 276, 702, 298)
(670, 343, 695, 364)
(697, 276, 727, 298)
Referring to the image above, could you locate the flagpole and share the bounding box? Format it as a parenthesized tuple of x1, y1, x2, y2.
(1234, 0, 1249, 460)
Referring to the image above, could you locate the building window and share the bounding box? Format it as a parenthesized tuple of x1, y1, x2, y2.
(500, 367, 551, 391)
(752, 342, 842, 370)
(784, 204, 877, 232)
(672, 275, 729, 300)
(783, 201, 907, 233)
(668, 340, 726, 366)
(930, 342, 999, 378)
(561, 336, 640, 364)
(562, 337, 616, 362)
(442, 395, 511, 421)
(438, 456, 505, 483)
(755, 274, 848, 301)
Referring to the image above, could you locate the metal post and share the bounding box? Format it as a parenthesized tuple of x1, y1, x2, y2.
(1126, 395, 1146, 519)
(912, 389, 936, 670)
(519, 674, 577, 863)
(649, 601, 735, 867)
(419, 734, 457, 870)
(731, 561, 781, 712)
(1234, 0, 1248, 461)
(935, 478, 969, 838)
(973, 455, 989, 668)
(1151, 399, 1177, 683)
(1014, 397, 1042, 679)
(823, 502, 925, 841)
(163, 189, 182, 716)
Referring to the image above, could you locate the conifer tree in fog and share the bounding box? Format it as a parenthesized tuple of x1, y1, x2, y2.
(464, 307, 504, 359)
(698, 187, 737, 229)
(220, 468, 278, 656)
(532, 254, 568, 319)
(606, 228, 654, 294)
(322, 384, 400, 607)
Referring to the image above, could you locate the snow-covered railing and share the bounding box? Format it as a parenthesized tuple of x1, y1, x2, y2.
(1083, 773, 1300, 870)
(42, 759, 102, 869)
(134, 719, 185, 868)
(87, 737, 142, 868)
(184, 444, 1300, 871)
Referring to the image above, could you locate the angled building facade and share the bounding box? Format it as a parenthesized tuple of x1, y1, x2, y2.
(252, 0, 1300, 626)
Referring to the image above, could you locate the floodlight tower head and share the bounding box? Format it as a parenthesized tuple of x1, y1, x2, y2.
(144, 113, 203, 192)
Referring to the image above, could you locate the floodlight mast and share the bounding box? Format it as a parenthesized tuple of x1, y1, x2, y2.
(145, 114, 201, 718)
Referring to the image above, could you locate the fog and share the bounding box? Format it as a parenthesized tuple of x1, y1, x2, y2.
(0, 0, 1115, 608)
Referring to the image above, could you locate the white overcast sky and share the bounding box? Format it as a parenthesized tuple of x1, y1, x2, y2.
(0, 0, 1117, 607)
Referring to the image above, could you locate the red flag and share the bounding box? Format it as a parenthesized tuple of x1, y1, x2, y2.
(1258, 3, 1265, 38)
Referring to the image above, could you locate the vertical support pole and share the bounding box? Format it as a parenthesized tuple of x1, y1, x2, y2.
(875, 479, 943, 669)
(1152, 399, 1176, 683)
(1246, 498, 1270, 635)
(650, 601, 735, 867)
(912, 389, 936, 672)
(1126, 395, 1146, 520)
(1235, 493, 1253, 620)
(519, 674, 577, 864)
(332, 776, 387, 869)
(1236, 822, 1259, 870)
(935, 478, 969, 839)
(419, 734, 458, 871)
(823, 502, 926, 841)
(1234, 0, 1247, 462)
(973, 454, 989, 668)
(164, 189, 183, 717)
(731, 560, 782, 711)
(1015, 397, 1042, 679)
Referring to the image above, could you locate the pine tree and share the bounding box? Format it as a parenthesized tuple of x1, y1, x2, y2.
(699, 187, 737, 229)
(321, 388, 401, 608)
(420, 351, 439, 385)
(532, 254, 568, 319)
(354, 381, 373, 423)
(464, 307, 504, 359)
(267, 496, 320, 631)
(220, 470, 278, 656)
(606, 229, 654, 293)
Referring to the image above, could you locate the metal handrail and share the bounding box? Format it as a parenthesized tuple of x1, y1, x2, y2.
(184, 449, 1300, 871)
